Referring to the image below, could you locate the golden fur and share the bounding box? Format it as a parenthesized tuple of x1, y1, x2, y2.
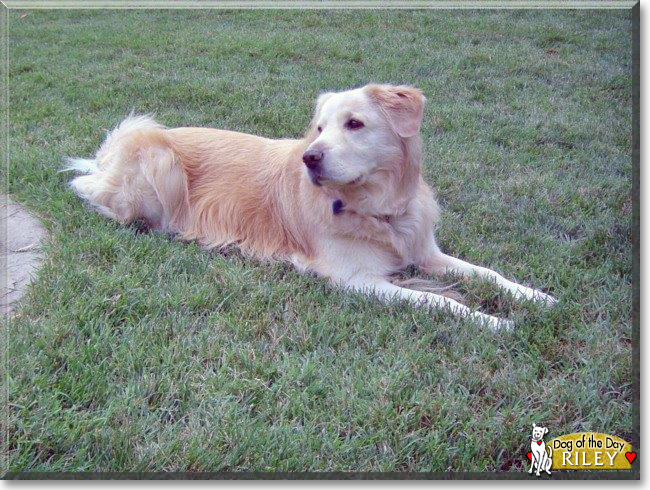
(66, 84, 556, 330)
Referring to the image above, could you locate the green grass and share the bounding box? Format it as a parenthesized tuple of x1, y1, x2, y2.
(6, 9, 634, 473)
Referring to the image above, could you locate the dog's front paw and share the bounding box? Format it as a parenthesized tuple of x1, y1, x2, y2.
(494, 317, 515, 332)
(472, 312, 514, 332)
(530, 290, 558, 308)
(516, 287, 558, 308)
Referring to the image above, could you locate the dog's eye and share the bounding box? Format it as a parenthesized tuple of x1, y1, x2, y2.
(345, 119, 364, 130)
(317, 126, 322, 133)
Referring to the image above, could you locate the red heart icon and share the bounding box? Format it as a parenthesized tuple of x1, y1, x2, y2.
(625, 452, 636, 464)
(537, 441, 542, 445)
(526, 452, 532, 461)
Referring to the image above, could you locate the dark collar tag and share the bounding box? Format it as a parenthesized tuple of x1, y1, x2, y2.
(332, 199, 344, 215)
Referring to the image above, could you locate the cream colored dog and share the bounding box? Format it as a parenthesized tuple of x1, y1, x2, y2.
(65, 84, 556, 330)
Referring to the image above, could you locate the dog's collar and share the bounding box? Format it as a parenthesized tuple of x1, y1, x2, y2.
(332, 199, 394, 222)
(374, 214, 392, 223)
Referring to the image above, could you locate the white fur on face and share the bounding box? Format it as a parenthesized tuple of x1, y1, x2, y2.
(532, 426, 547, 441)
(306, 88, 404, 186)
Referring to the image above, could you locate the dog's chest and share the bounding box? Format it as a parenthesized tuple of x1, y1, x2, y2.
(366, 211, 426, 264)
(531, 441, 547, 453)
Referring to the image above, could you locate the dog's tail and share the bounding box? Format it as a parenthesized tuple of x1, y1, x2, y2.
(62, 114, 189, 232)
(61, 157, 99, 174)
(62, 114, 163, 174)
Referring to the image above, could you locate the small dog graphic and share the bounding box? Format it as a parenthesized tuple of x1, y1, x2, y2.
(529, 423, 553, 476)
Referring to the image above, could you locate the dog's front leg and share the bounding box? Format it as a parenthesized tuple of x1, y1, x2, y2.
(342, 276, 513, 331)
(531, 454, 543, 476)
(422, 249, 557, 307)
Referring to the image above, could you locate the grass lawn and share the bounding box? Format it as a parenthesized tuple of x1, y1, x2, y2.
(6, 9, 635, 473)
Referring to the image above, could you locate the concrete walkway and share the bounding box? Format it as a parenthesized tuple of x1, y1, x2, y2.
(1, 196, 47, 317)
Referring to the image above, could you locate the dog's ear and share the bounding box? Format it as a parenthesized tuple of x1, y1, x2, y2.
(314, 92, 334, 116)
(544, 428, 548, 435)
(532, 423, 536, 428)
(307, 92, 334, 137)
(365, 84, 426, 138)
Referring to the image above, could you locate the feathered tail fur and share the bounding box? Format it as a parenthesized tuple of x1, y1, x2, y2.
(62, 115, 189, 232)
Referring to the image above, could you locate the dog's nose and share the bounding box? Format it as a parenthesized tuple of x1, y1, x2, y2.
(302, 149, 323, 170)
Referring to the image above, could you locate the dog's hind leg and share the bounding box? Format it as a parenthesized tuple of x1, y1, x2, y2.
(544, 447, 553, 475)
(64, 116, 188, 233)
(139, 146, 189, 233)
(68, 172, 122, 222)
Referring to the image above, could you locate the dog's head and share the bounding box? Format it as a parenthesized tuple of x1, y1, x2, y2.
(302, 84, 425, 190)
(531, 423, 549, 442)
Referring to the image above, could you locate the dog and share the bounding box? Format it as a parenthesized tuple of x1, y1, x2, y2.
(64, 84, 557, 330)
(529, 423, 553, 476)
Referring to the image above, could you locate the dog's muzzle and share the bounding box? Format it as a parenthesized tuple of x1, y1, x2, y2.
(303, 149, 324, 186)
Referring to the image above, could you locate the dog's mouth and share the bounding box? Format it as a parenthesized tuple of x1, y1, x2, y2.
(309, 173, 322, 186)
(308, 170, 363, 188)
